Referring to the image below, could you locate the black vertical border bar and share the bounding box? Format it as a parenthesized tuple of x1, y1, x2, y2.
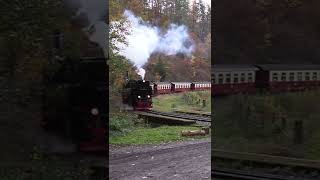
(106, 0, 110, 178)
(211, 0, 215, 179)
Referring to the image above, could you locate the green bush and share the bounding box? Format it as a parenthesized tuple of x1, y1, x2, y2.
(109, 113, 139, 136)
(182, 92, 201, 105)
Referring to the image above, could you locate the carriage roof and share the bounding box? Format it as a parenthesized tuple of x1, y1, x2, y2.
(212, 64, 259, 72)
(255, 64, 320, 71)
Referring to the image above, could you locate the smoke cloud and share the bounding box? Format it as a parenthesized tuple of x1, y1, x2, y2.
(66, 0, 107, 57)
(115, 10, 194, 79)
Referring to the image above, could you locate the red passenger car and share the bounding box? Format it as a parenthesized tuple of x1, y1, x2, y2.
(256, 64, 320, 92)
(191, 82, 211, 91)
(171, 82, 191, 92)
(153, 82, 172, 95)
(212, 65, 259, 96)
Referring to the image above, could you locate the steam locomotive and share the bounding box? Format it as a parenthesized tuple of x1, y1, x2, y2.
(122, 80, 153, 110)
(42, 31, 107, 153)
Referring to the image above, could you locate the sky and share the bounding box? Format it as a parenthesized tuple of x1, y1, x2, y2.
(190, 0, 211, 7)
(202, 0, 211, 7)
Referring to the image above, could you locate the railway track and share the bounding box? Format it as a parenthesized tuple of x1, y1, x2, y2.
(212, 168, 300, 180)
(213, 149, 320, 179)
(145, 110, 211, 123)
(173, 110, 211, 117)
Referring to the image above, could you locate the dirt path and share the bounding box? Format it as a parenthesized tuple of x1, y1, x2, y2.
(109, 138, 211, 180)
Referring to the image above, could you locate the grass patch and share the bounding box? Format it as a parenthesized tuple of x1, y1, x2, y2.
(152, 91, 211, 112)
(110, 125, 209, 144)
(109, 112, 143, 137)
(214, 90, 320, 159)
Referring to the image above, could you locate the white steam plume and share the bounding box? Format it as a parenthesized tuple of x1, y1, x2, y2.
(66, 0, 107, 57)
(114, 10, 194, 79)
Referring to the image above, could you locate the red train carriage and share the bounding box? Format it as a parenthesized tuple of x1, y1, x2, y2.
(153, 82, 172, 95)
(256, 64, 320, 92)
(171, 82, 191, 92)
(191, 82, 211, 91)
(212, 65, 259, 96)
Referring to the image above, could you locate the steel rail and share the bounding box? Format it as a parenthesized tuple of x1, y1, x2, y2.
(213, 149, 320, 170)
(145, 110, 211, 122)
(212, 168, 302, 180)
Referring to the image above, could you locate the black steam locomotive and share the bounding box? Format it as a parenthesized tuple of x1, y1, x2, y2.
(122, 80, 153, 111)
(42, 31, 107, 153)
(43, 57, 107, 152)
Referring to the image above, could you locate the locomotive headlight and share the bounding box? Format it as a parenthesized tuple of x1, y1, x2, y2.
(91, 108, 99, 116)
(147, 95, 151, 98)
(138, 95, 141, 99)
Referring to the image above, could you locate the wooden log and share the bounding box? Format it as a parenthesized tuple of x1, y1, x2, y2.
(202, 127, 210, 134)
(181, 130, 206, 137)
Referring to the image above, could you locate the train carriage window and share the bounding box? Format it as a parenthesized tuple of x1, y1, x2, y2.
(233, 73, 239, 83)
(218, 74, 223, 84)
(281, 72, 287, 81)
(248, 72, 253, 82)
(312, 72, 317, 80)
(226, 74, 231, 83)
(289, 72, 295, 81)
(305, 72, 310, 81)
(297, 72, 303, 81)
(272, 72, 278, 81)
(212, 74, 216, 84)
(240, 73, 245, 83)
